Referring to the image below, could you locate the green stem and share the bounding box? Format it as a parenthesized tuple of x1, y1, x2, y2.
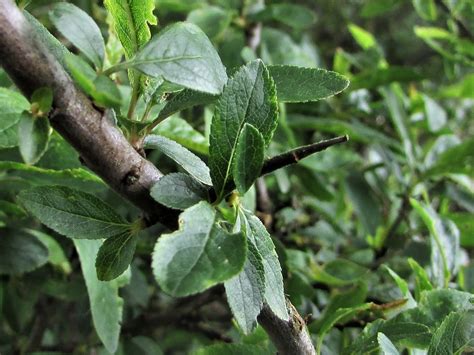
(102, 60, 133, 76)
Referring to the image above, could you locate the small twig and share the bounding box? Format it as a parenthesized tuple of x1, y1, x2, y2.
(261, 135, 349, 176)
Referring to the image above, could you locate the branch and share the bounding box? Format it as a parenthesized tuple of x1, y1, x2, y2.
(261, 135, 349, 176)
(0, 0, 177, 228)
(0, 1, 315, 353)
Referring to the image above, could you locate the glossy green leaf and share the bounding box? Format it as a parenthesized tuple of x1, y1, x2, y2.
(0, 229, 48, 275)
(268, 65, 349, 103)
(144, 135, 211, 185)
(155, 116, 209, 155)
(233, 124, 265, 195)
(152, 201, 246, 296)
(150, 172, 208, 210)
(0, 88, 30, 148)
(187, 6, 233, 40)
(49, 3, 105, 69)
(246, 211, 288, 320)
(104, 0, 157, 60)
(428, 311, 474, 354)
(410, 199, 460, 287)
(18, 114, 50, 165)
(209, 60, 278, 200)
(378, 333, 400, 355)
(75, 239, 127, 353)
(28, 229, 72, 274)
(131, 23, 227, 94)
(18, 186, 130, 239)
(96, 231, 137, 281)
(224, 241, 265, 334)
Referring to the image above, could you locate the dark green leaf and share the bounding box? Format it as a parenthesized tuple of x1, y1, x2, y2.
(96, 231, 137, 281)
(224, 241, 265, 334)
(18, 114, 50, 165)
(350, 67, 423, 90)
(150, 172, 208, 210)
(28, 229, 71, 274)
(0, 229, 48, 275)
(413, 0, 437, 21)
(196, 343, 273, 355)
(18, 186, 130, 239)
(268, 65, 349, 103)
(444, 212, 474, 247)
(252, 4, 316, 29)
(233, 124, 265, 195)
(152, 201, 246, 296)
(210, 60, 278, 200)
(131, 23, 227, 94)
(144, 135, 211, 185)
(75, 239, 127, 353)
(157, 89, 216, 121)
(49, 3, 105, 69)
(428, 311, 474, 354)
(425, 137, 474, 177)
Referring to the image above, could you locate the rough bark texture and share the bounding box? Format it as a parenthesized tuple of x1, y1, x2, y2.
(0, 1, 315, 353)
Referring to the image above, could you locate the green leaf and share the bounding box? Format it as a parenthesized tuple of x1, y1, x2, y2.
(49, 3, 105, 69)
(74, 239, 127, 353)
(104, 0, 157, 60)
(410, 199, 460, 287)
(196, 343, 273, 355)
(445, 212, 474, 247)
(224, 241, 265, 334)
(425, 137, 474, 177)
(130, 22, 227, 94)
(428, 311, 474, 354)
(350, 67, 423, 90)
(27, 229, 72, 274)
(187, 6, 233, 40)
(0, 229, 48, 275)
(268, 65, 349, 103)
(233, 124, 265, 195)
(155, 116, 209, 155)
(0, 88, 30, 148)
(377, 333, 400, 355)
(423, 94, 447, 132)
(18, 186, 130, 239)
(157, 89, 216, 121)
(0, 161, 104, 190)
(245, 211, 288, 320)
(150, 173, 208, 210)
(18, 114, 50, 165)
(210, 60, 278, 200)
(251, 4, 316, 29)
(66, 54, 122, 108)
(96, 231, 137, 281)
(152, 201, 246, 296)
(313, 259, 370, 286)
(31, 87, 53, 115)
(413, 0, 437, 21)
(348, 23, 377, 49)
(144, 135, 212, 185)
(407, 258, 433, 300)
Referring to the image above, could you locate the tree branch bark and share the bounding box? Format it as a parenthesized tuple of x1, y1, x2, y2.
(0, 1, 315, 353)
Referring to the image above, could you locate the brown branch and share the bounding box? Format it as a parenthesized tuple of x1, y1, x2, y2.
(0, 0, 177, 229)
(0, 1, 315, 353)
(261, 135, 349, 176)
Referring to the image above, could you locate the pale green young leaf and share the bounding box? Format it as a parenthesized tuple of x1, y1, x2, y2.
(233, 123, 265, 195)
(150, 173, 208, 210)
(74, 239, 126, 353)
(0, 229, 48, 275)
(0, 88, 30, 148)
(209, 60, 278, 200)
(18, 114, 50, 165)
(377, 333, 400, 355)
(152, 201, 246, 297)
(130, 23, 227, 94)
(224, 241, 265, 334)
(104, 0, 157, 60)
(268, 65, 349, 103)
(49, 3, 105, 69)
(96, 231, 137, 281)
(407, 257, 433, 300)
(144, 135, 212, 185)
(31, 87, 53, 115)
(428, 311, 474, 354)
(348, 23, 377, 49)
(245, 212, 288, 320)
(18, 186, 130, 239)
(155, 116, 209, 155)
